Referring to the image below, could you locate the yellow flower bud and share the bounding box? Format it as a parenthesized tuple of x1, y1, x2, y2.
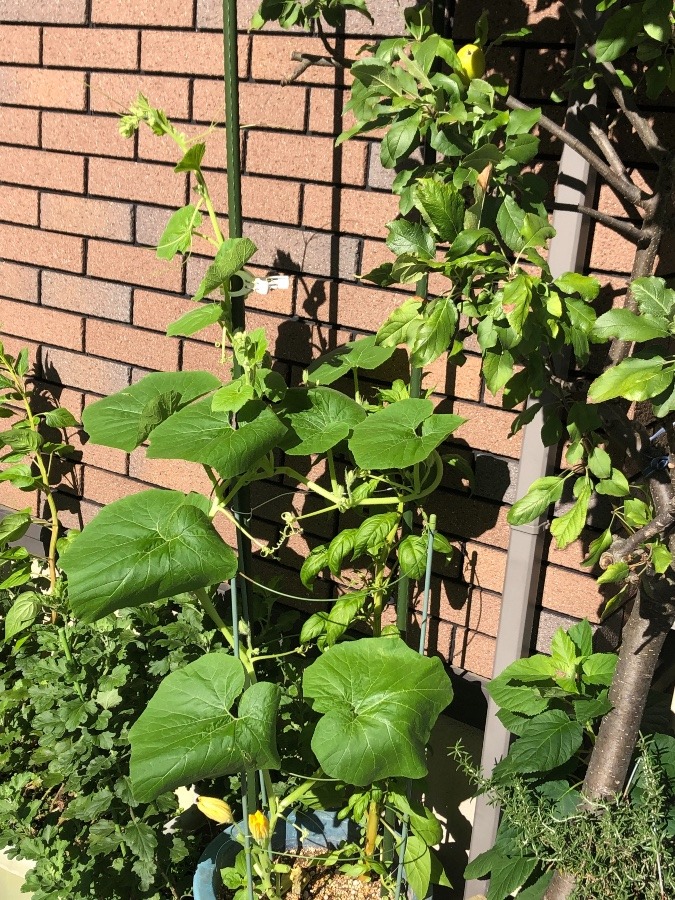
(248, 810, 270, 843)
(197, 796, 234, 825)
(456, 43, 486, 82)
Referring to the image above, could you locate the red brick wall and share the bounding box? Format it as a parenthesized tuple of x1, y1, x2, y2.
(0, 0, 660, 678)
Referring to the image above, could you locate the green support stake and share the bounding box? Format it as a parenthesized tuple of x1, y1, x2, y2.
(396, 0, 445, 638)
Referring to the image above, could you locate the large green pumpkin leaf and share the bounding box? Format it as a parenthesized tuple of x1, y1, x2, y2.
(307, 336, 395, 386)
(303, 637, 453, 785)
(60, 490, 238, 621)
(82, 371, 221, 451)
(349, 399, 464, 470)
(129, 653, 281, 802)
(147, 398, 287, 478)
(279, 387, 366, 455)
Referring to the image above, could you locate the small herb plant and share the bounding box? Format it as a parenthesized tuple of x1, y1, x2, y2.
(452, 620, 675, 899)
(55, 94, 462, 899)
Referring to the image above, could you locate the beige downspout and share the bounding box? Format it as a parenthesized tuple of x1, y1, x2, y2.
(463, 96, 598, 898)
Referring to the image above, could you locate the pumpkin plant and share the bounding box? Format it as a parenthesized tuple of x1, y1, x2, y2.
(57, 94, 462, 899)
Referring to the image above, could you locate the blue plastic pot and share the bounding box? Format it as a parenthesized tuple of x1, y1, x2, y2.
(193, 809, 359, 900)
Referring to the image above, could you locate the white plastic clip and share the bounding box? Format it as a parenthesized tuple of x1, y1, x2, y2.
(254, 274, 291, 295)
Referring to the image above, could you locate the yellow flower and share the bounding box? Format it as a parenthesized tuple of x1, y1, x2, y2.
(248, 810, 270, 842)
(196, 796, 233, 825)
(457, 43, 486, 82)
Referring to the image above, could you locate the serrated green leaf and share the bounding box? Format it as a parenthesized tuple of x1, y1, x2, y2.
(507, 476, 565, 526)
(410, 297, 458, 367)
(554, 272, 600, 300)
(376, 299, 423, 348)
(129, 653, 281, 801)
(550, 482, 591, 549)
(503, 710, 583, 773)
(386, 219, 435, 259)
(567, 619, 593, 658)
(550, 628, 579, 678)
(631, 276, 675, 320)
(157, 205, 203, 261)
(0, 509, 32, 545)
(595, 4, 643, 62)
(590, 308, 668, 343)
(582, 653, 618, 686)
(487, 855, 537, 900)
(413, 178, 465, 243)
(211, 377, 255, 414)
(597, 560, 629, 584)
(381, 111, 423, 168)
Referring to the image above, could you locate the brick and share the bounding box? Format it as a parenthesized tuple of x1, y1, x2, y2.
(77, 435, 129, 475)
(43, 27, 139, 69)
(193, 80, 307, 132)
(197, 171, 302, 225)
(0, 106, 39, 146)
(129, 449, 214, 495)
(86, 318, 179, 371)
(343, 0, 412, 35)
(588, 223, 638, 274)
(246, 131, 367, 186)
(42, 271, 131, 321)
(0, 0, 86, 23)
(88, 157, 187, 206)
(0, 223, 84, 272)
(87, 240, 183, 292)
(41, 194, 133, 241)
(89, 72, 190, 118)
(0, 67, 86, 110)
(0, 146, 84, 192)
(92, 0, 194, 26)
(0, 480, 39, 515)
(0, 26, 40, 63)
(83, 466, 148, 506)
(302, 184, 398, 238)
(0, 185, 38, 226)
(0, 261, 38, 302)
(307, 87, 348, 135)
(43, 346, 130, 395)
(452, 401, 522, 459)
(242, 221, 360, 279)
(141, 32, 249, 78)
(197, 0, 258, 29)
(0, 297, 83, 351)
(541, 565, 603, 622)
(597, 169, 651, 218)
(428, 352, 482, 403)
(138, 122, 226, 167)
(42, 112, 134, 158)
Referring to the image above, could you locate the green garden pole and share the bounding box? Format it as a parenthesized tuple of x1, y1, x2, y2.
(396, 0, 444, 637)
